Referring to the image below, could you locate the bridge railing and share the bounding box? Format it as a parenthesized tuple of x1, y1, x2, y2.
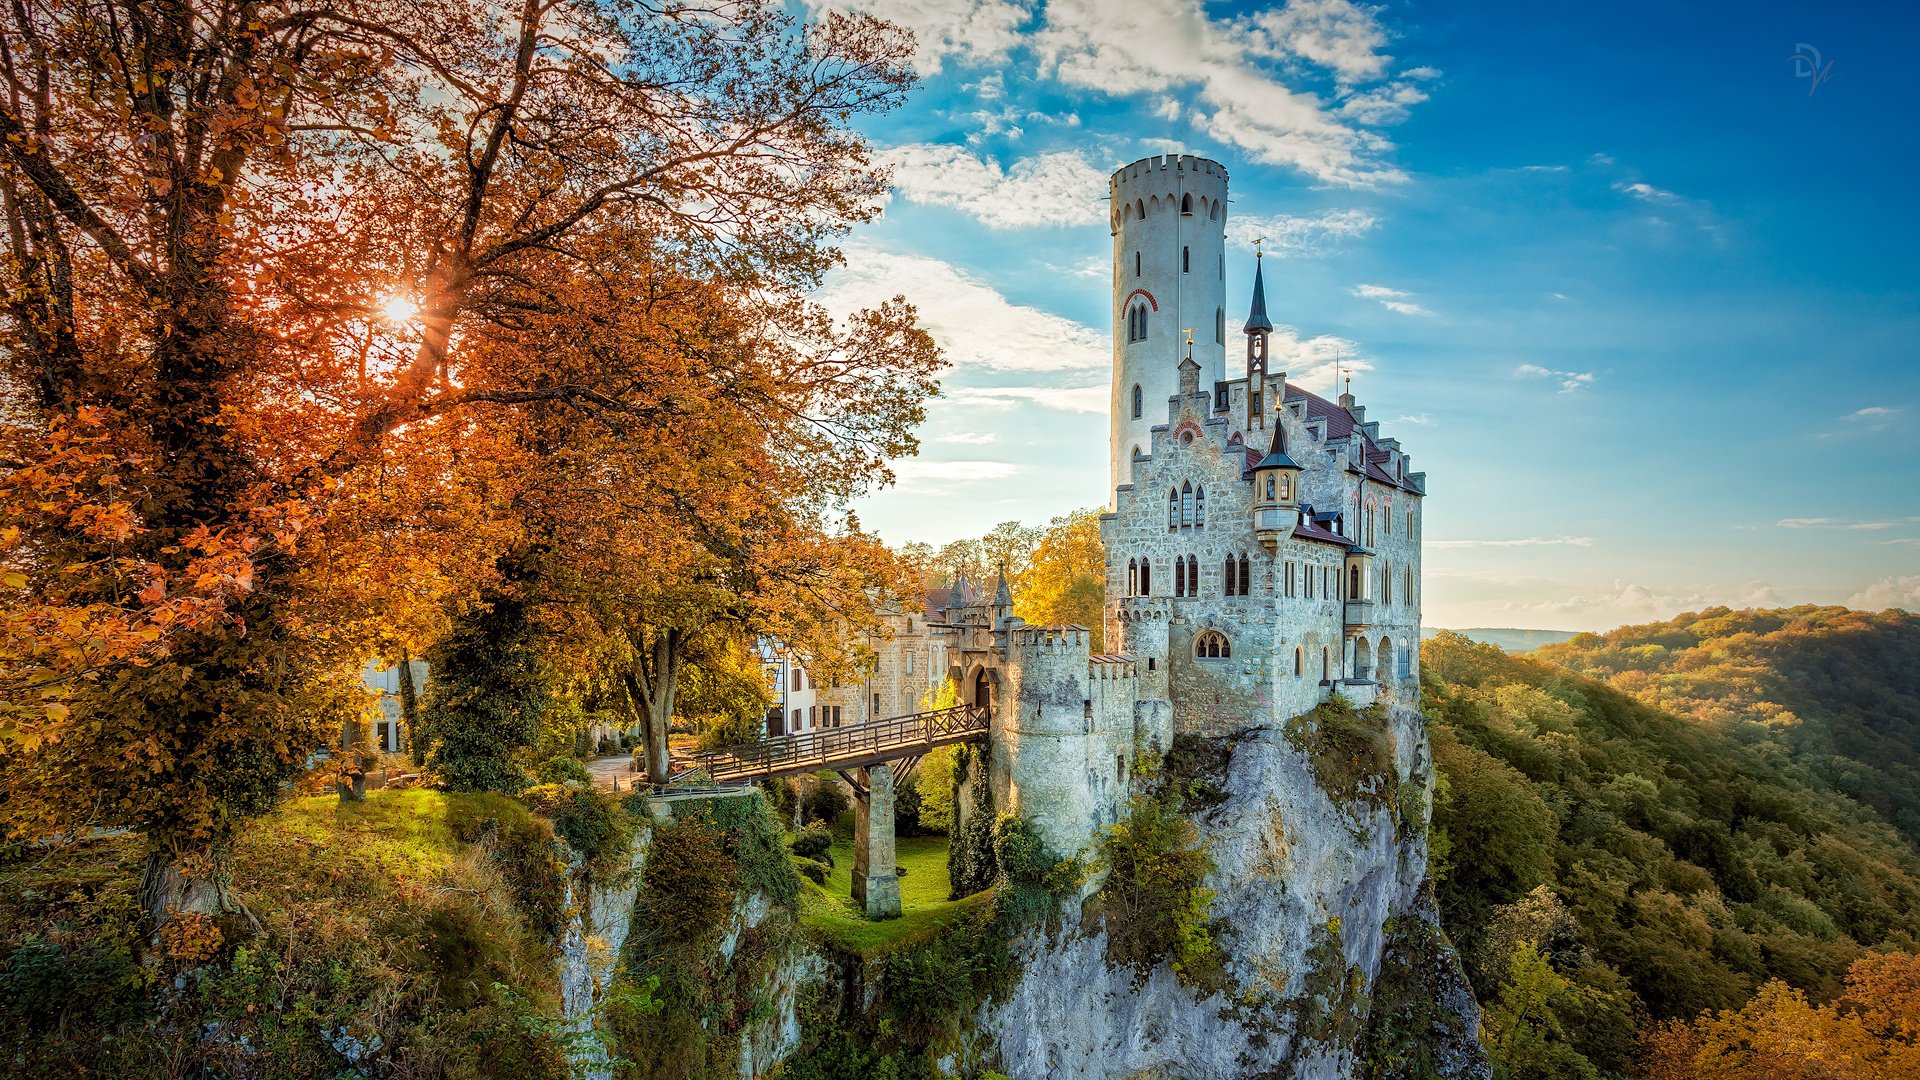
(690, 702, 988, 781)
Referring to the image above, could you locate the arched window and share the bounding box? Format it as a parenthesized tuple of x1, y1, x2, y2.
(1140, 560, 1152, 595)
(1132, 383, 1143, 419)
(1128, 557, 1139, 597)
(1174, 557, 1187, 597)
(1265, 476, 1275, 500)
(1182, 246, 1190, 273)
(1406, 509, 1414, 538)
(1187, 555, 1198, 593)
(1168, 488, 1179, 531)
(1136, 198, 1145, 219)
(1180, 193, 1193, 216)
(1195, 486, 1206, 526)
(1295, 647, 1304, 676)
(1322, 646, 1330, 681)
(1238, 554, 1251, 596)
(1195, 630, 1230, 659)
(1349, 564, 1361, 599)
(1383, 562, 1392, 604)
(1215, 307, 1225, 344)
(1134, 250, 1141, 276)
(1223, 554, 1236, 596)
(1181, 481, 1195, 527)
(1211, 202, 1221, 222)
(1128, 304, 1149, 343)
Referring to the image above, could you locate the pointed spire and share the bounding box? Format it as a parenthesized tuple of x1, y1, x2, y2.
(993, 567, 1013, 608)
(1243, 252, 1274, 334)
(1254, 412, 1299, 471)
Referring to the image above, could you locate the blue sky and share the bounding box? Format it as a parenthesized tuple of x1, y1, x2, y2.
(812, 0, 1920, 630)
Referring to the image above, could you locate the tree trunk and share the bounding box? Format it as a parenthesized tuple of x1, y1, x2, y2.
(622, 626, 683, 784)
(140, 838, 236, 930)
(338, 713, 368, 803)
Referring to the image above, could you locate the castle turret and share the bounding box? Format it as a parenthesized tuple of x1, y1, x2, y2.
(1108, 154, 1229, 504)
(1251, 421, 1302, 551)
(1243, 251, 1274, 431)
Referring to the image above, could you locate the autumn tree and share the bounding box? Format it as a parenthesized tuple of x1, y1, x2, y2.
(0, 0, 925, 924)
(1015, 508, 1107, 648)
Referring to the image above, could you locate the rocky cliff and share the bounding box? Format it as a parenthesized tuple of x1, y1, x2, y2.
(987, 703, 1487, 1079)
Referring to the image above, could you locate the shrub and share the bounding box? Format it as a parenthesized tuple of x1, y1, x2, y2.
(1285, 699, 1399, 809)
(790, 826, 833, 863)
(534, 754, 593, 786)
(549, 788, 635, 870)
(1097, 794, 1228, 991)
(794, 857, 828, 885)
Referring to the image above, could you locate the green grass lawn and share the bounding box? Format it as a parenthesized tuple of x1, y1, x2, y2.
(796, 834, 994, 957)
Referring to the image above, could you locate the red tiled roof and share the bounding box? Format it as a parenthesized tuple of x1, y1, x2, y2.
(1284, 383, 1355, 440)
(1295, 518, 1352, 547)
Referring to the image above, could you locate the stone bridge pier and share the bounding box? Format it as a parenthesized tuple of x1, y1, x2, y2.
(847, 763, 903, 918)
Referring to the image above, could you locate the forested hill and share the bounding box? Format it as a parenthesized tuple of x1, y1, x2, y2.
(1422, 631, 1920, 1077)
(1534, 607, 1920, 847)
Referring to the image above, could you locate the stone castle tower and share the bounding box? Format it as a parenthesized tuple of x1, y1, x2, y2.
(1109, 155, 1229, 502)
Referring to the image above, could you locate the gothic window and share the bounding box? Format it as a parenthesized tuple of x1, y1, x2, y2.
(1215, 307, 1225, 344)
(1168, 488, 1179, 531)
(1140, 560, 1152, 595)
(1195, 630, 1230, 659)
(1195, 486, 1206, 526)
(1175, 557, 1187, 597)
(1187, 555, 1199, 593)
(1349, 564, 1361, 599)
(1295, 647, 1304, 676)
(1182, 246, 1190, 273)
(1211, 203, 1222, 222)
(1136, 198, 1145, 219)
(1265, 476, 1276, 500)
(1239, 554, 1251, 596)
(1181, 481, 1195, 527)
(1180, 193, 1193, 216)
(1132, 383, 1143, 419)
(1322, 646, 1330, 681)
(1407, 509, 1415, 538)
(1223, 555, 1236, 596)
(1128, 558, 1138, 597)
(1135, 250, 1141, 276)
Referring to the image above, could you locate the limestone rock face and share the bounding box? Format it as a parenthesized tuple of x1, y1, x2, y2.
(989, 705, 1489, 1080)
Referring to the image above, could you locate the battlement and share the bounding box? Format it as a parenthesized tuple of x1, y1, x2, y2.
(1110, 154, 1228, 189)
(1010, 624, 1093, 651)
(1089, 653, 1140, 680)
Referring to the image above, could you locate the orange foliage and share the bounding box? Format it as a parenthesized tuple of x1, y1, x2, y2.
(1639, 952, 1920, 1078)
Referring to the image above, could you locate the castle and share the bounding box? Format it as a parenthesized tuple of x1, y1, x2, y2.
(787, 153, 1427, 865)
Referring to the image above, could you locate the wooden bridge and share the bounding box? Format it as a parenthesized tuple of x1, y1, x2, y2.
(688, 703, 990, 784)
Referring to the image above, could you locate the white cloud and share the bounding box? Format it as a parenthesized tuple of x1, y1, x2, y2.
(800, 0, 1035, 74)
(892, 459, 1020, 483)
(1030, 0, 1419, 185)
(1245, 0, 1393, 82)
(1497, 580, 1782, 625)
(1522, 164, 1569, 173)
(1226, 208, 1379, 255)
(884, 144, 1107, 228)
(1337, 80, 1429, 125)
(944, 384, 1109, 413)
(1614, 181, 1680, 203)
(1396, 412, 1434, 425)
(815, 245, 1105, 373)
(1265, 328, 1371, 387)
(935, 431, 999, 444)
(1847, 576, 1920, 612)
(1427, 535, 1595, 549)
(1515, 363, 1595, 394)
(1353, 282, 1430, 315)
(1775, 517, 1906, 531)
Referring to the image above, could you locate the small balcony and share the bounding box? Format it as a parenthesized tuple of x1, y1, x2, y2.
(1344, 599, 1376, 628)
